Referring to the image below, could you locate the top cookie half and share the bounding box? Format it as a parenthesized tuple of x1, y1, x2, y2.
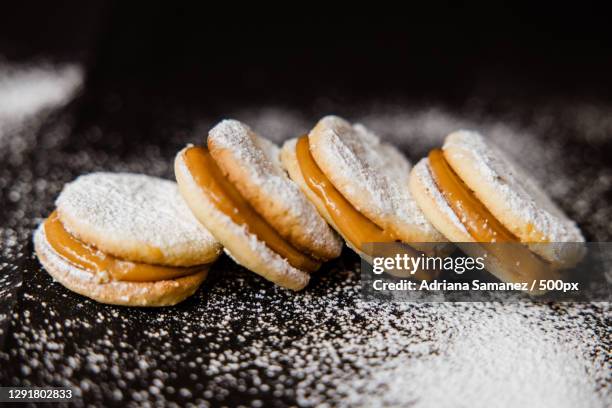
(307, 115, 447, 244)
(207, 119, 342, 260)
(56, 172, 221, 267)
(442, 130, 584, 263)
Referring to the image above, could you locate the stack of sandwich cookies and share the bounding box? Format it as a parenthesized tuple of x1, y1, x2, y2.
(281, 115, 449, 261)
(34, 173, 221, 306)
(410, 130, 585, 284)
(175, 119, 342, 291)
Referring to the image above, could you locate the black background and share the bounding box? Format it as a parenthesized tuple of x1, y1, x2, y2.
(2, 2, 611, 115)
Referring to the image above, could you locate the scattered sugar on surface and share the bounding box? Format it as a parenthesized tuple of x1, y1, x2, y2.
(340, 303, 609, 408)
(0, 80, 610, 408)
(2, 257, 609, 407)
(0, 60, 82, 142)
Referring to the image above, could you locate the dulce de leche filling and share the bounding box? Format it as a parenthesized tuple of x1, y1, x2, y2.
(295, 136, 395, 252)
(428, 149, 554, 281)
(44, 211, 200, 282)
(428, 149, 517, 243)
(182, 146, 320, 272)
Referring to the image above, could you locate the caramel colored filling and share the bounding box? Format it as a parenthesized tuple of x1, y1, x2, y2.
(295, 136, 395, 252)
(183, 146, 320, 272)
(428, 149, 517, 243)
(44, 211, 200, 282)
(428, 149, 554, 281)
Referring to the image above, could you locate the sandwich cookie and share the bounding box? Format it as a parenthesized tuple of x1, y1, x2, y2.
(174, 119, 342, 291)
(34, 173, 221, 306)
(410, 130, 585, 284)
(281, 115, 449, 262)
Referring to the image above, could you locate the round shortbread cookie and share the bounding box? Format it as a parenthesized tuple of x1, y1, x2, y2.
(208, 119, 342, 260)
(410, 158, 561, 286)
(308, 115, 446, 244)
(442, 130, 585, 266)
(34, 226, 208, 307)
(282, 139, 450, 258)
(55, 173, 221, 267)
(174, 147, 310, 291)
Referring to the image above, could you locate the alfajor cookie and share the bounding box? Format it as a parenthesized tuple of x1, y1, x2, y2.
(35, 173, 222, 306)
(280, 115, 449, 260)
(410, 130, 585, 284)
(175, 119, 342, 291)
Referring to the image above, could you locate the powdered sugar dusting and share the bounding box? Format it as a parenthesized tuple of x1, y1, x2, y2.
(1, 96, 610, 407)
(0, 61, 82, 142)
(444, 130, 584, 244)
(55, 172, 220, 264)
(340, 303, 609, 408)
(209, 119, 341, 256)
(311, 116, 444, 242)
(176, 154, 310, 289)
(311, 116, 389, 214)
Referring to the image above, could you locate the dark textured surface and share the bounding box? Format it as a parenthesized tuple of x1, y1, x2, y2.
(0, 71, 611, 406)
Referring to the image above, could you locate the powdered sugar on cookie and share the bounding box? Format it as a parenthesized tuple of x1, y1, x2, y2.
(444, 131, 584, 244)
(443, 130, 585, 265)
(310, 116, 446, 243)
(56, 173, 220, 266)
(175, 152, 310, 290)
(208, 119, 342, 259)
